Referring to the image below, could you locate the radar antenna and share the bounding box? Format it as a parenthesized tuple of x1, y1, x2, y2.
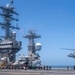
(10, 0, 14, 6)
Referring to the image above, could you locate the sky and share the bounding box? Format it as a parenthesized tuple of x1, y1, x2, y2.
(0, 0, 75, 66)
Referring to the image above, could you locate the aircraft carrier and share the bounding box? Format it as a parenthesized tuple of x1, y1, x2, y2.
(0, 1, 75, 75)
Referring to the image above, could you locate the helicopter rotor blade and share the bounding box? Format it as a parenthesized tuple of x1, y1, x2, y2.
(60, 48, 75, 51)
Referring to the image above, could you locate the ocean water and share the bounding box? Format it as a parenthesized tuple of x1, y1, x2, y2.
(49, 65, 74, 69)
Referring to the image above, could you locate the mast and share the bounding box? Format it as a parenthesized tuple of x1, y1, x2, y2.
(23, 30, 41, 55)
(0, 0, 19, 40)
(23, 30, 42, 66)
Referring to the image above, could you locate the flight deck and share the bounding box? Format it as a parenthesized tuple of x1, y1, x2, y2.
(0, 69, 75, 75)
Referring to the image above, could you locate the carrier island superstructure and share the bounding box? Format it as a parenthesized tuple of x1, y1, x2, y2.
(0, 0, 42, 67)
(0, 0, 22, 62)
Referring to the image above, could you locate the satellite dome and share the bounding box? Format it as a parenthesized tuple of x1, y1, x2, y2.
(36, 43, 42, 46)
(6, 4, 10, 8)
(12, 31, 16, 33)
(35, 43, 42, 50)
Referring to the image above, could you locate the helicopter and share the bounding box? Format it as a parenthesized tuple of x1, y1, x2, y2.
(61, 48, 75, 58)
